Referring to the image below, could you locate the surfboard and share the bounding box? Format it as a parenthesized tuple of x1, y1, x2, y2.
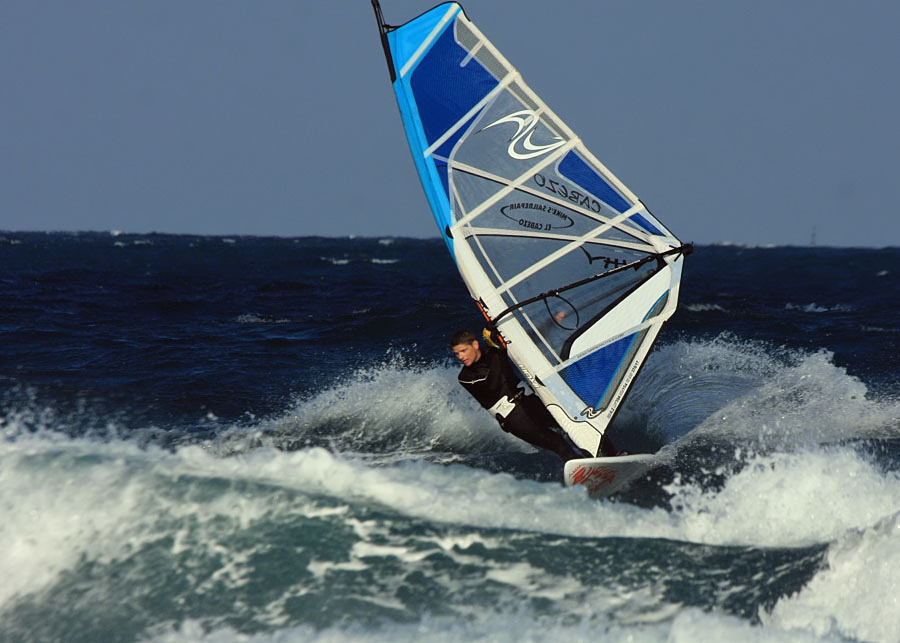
(564, 454, 656, 498)
(373, 3, 690, 469)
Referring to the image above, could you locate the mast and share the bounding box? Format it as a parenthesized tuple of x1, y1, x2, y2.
(371, 0, 396, 82)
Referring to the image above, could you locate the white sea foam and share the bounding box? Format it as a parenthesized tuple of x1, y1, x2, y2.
(684, 303, 727, 312)
(765, 511, 900, 643)
(785, 302, 853, 313)
(0, 436, 298, 609)
(230, 334, 884, 471)
(0, 438, 157, 605)
(861, 325, 899, 334)
(3, 337, 899, 641)
(153, 442, 899, 642)
(663, 449, 900, 547)
(112, 238, 153, 248)
(233, 313, 289, 324)
(637, 337, 899, 448)
(227, 358, 519, 455)
(239, 443, 898, 549)
(145, 606, 840, 643)
(3, 425, 897, 641)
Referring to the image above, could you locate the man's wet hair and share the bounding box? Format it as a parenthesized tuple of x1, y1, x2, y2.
(449, 329, 477, 347)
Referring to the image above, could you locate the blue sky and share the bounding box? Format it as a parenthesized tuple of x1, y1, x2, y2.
(2, 1, 898, 247)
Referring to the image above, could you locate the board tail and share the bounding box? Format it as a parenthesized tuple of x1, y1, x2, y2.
(564, 454, 657, 498)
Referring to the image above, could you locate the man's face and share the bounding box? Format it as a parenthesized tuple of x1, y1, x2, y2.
(452, 341, 481, 367)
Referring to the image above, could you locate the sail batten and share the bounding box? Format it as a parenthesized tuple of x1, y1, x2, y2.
(374, 1, 690, 455)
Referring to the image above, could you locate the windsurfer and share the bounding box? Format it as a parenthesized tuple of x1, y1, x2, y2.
(450, 329, 617, 461)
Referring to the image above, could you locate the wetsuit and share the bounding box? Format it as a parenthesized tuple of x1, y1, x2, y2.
(457, 345, 582, 462)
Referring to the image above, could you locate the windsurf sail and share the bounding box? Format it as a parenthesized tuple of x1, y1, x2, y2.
(373, 1, 692, 456)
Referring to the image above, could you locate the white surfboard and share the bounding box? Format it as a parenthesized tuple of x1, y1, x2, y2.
(564, 454, 656, 498)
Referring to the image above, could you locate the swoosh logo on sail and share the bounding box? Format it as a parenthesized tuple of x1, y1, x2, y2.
(482, 109, 566, 160)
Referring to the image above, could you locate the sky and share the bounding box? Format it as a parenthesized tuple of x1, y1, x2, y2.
(2, 1, 898, 247)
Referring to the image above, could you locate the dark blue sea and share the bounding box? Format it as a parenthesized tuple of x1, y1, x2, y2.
(2, 231, 899, 643)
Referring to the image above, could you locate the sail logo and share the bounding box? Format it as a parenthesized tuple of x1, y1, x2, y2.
(482, 109, 566, 160)
(500, 202, 573, 231)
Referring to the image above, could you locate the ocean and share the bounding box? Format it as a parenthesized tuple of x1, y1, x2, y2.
(2, 231, 898, 643)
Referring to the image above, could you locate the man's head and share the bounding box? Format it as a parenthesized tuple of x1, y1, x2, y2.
(450, 329, 481, 367)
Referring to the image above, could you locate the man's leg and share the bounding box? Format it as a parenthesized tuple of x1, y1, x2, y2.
(518, 395, 619, 458)
(519, 395, 559, 428)
(500, 404, 581, 461)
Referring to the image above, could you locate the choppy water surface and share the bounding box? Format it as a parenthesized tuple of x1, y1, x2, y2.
(2, 232, 898, 642)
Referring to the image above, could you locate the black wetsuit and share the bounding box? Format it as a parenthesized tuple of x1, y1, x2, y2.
(457, 345, 581, 462)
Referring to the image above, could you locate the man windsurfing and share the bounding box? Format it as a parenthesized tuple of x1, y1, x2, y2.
(450, 329, 618, 461)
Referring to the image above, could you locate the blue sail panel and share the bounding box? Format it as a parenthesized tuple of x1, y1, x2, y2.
(408, 23, 498, 147)
(563, 334, 637, 409)
(386, 3, 498, 254)
(386, 4, 460, 77)
(558, 151, 663, 235)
